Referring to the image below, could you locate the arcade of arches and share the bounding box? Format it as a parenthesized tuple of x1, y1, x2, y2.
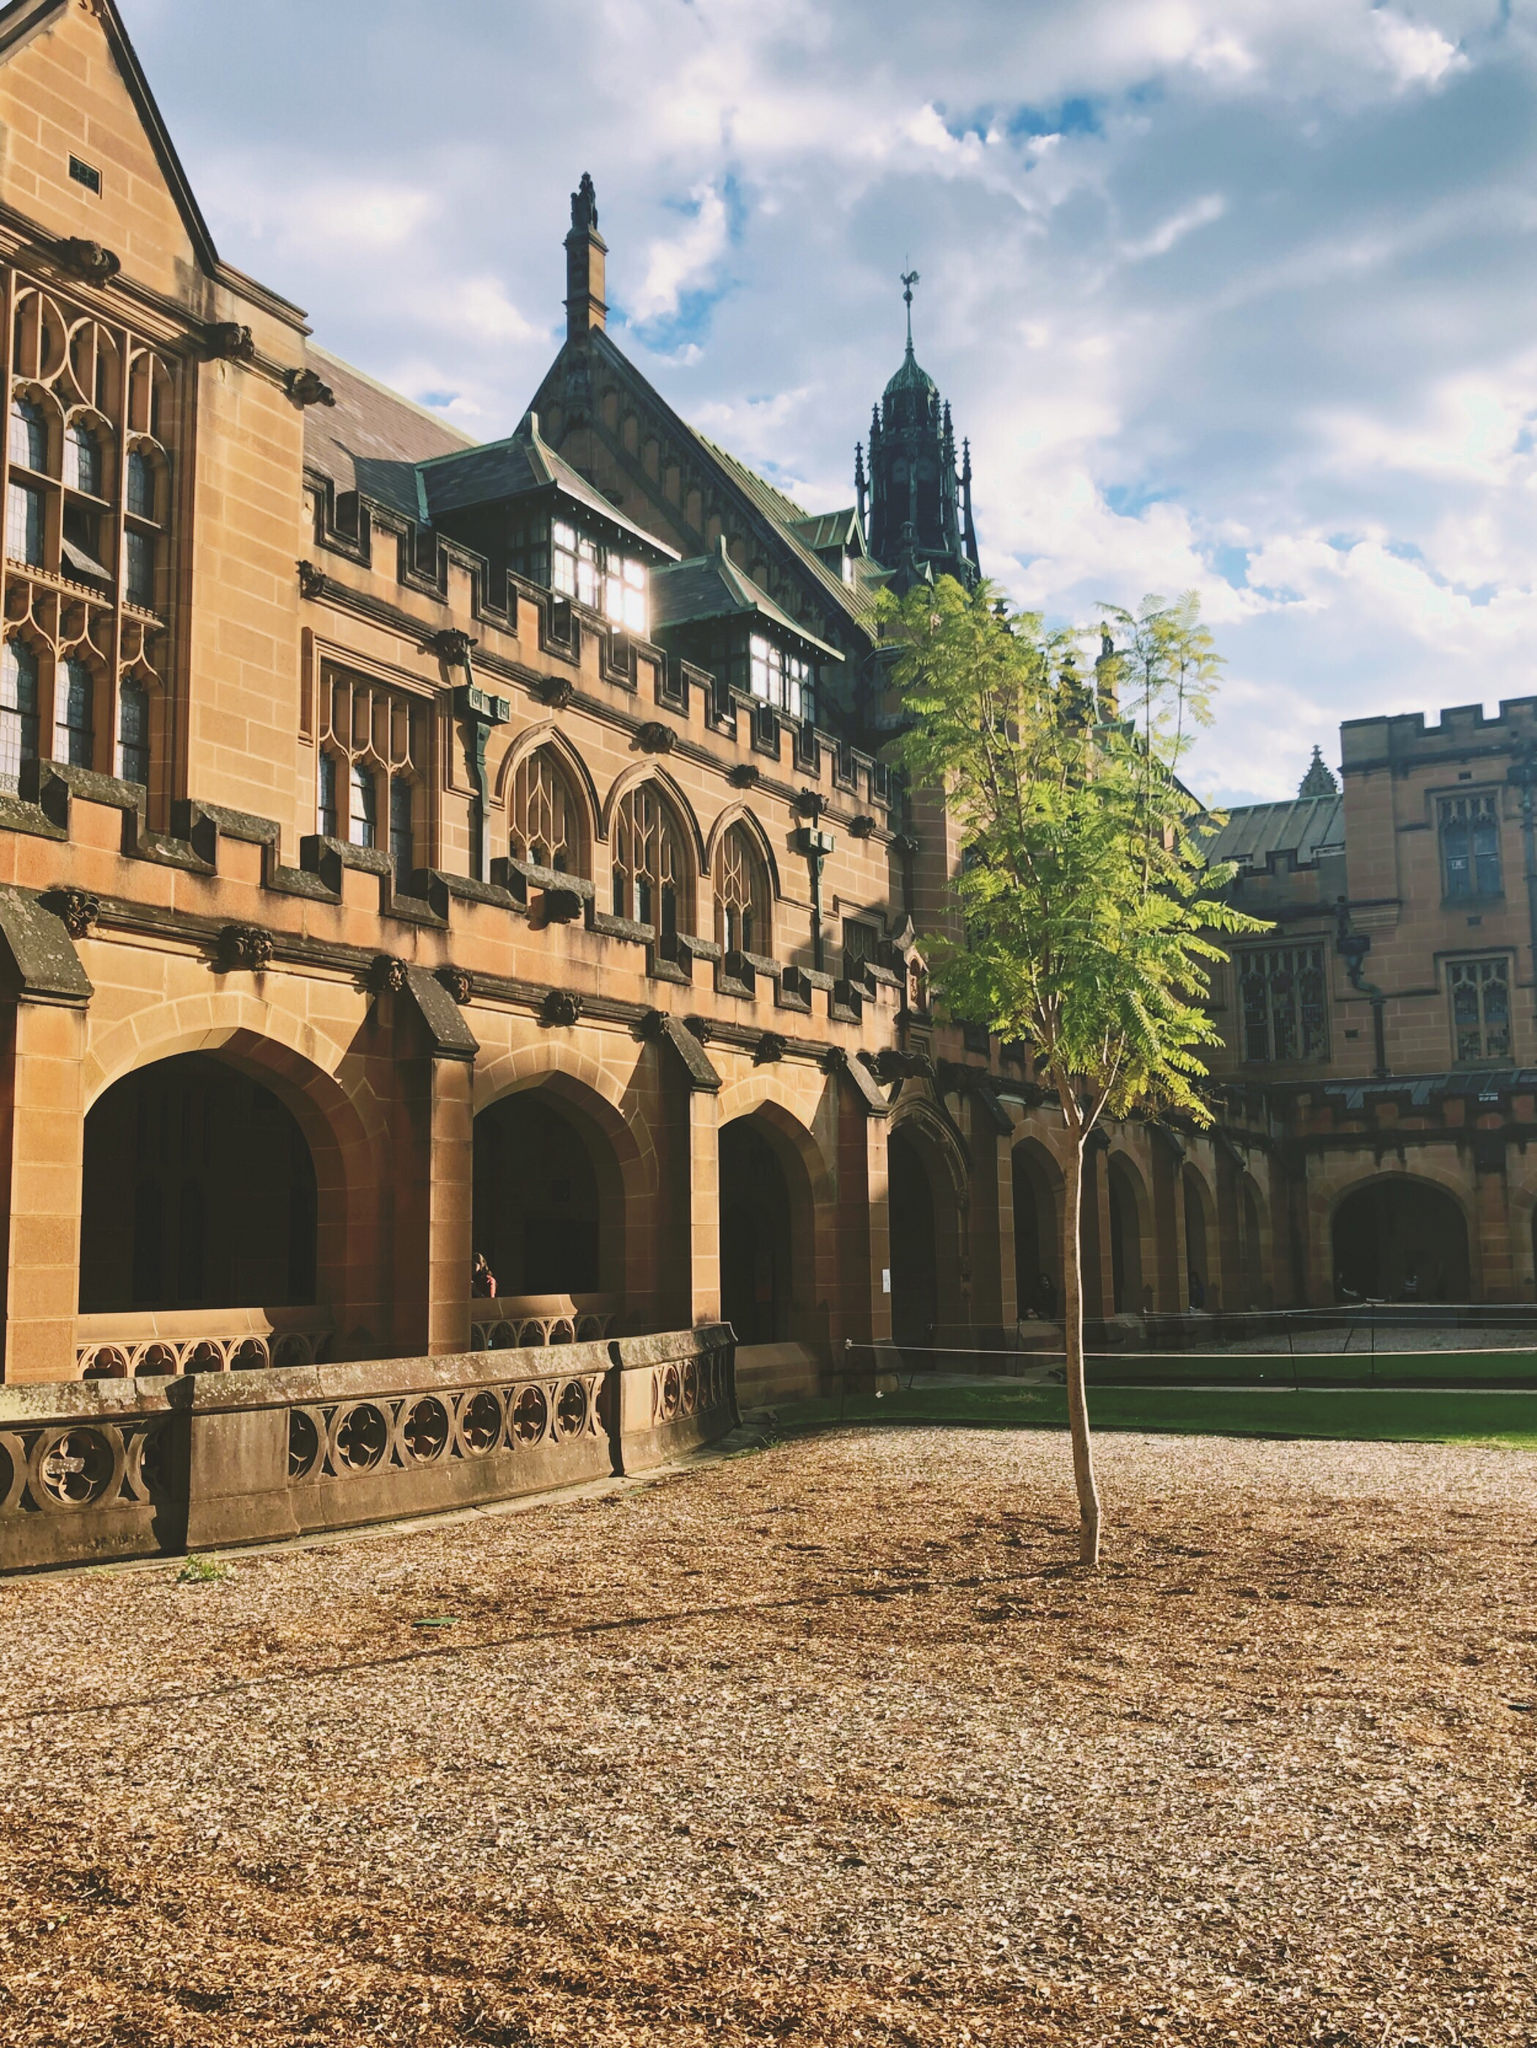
(27, 1022, 1537, 1393)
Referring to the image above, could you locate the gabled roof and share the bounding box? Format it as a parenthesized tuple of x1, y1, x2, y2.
(0, 0, 219, 275)
(305, 347, 475, 517)
(691, 426, 881, 629)
(418, 409, 678, 561)
(1205, 793, 1346, 871)
(651, 536, 844, 662)
(568, 329, 880, 640)
(790, 507, 865, 556)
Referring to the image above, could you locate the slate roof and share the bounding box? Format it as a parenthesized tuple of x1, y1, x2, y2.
(304, 348, 474, 518)
(651, 537, 845, 662)
(1205, 793, 1346, 871)
(418, 411, 678, 560)
(689, 427, 882, 632)
(790, 508, 864, 555)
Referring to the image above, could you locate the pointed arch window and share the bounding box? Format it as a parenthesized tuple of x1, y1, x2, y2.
(317, 669, 431, 868)
(349, 760, 377, 849)
(612, 782, 686, 935)
(714, 822, 769, 955)
(510, 748, 586, 875)
(63, 420, 102, 497)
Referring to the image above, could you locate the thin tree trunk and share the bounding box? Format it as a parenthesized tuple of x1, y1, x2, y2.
(1062, 1133, 1102, 1567)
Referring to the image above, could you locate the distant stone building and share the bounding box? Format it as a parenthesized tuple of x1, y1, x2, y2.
(0, 0, 1523, 1416)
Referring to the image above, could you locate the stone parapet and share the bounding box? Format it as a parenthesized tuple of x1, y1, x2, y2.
(0, 1324, 735, 1573)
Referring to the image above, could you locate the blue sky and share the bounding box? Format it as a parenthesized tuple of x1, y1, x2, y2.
(119, 0, 1537, 805)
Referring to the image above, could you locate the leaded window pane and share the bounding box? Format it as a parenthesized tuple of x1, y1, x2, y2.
(117, 678, 149, 786)
(7, 480, 43, 565)
(1440, 793, 1501, 898)
(612, 783, 685, 934)
(389, 775, 413, 887)
(0, 638, 39, 791)
(54, 657, 93, 769)
(511, 750, 582, 874)
(715, 823, 767, 954)
(349, 761, 376, 848)
(126, 447, 155, 519)
(1448, 956, 1511, 1063)
(1237, 945, 1328, 1063)
(317, 751, 338, 839)
(9, 395, 47, 471)
(125, 527, 155, 606)
(64, 422, 101, 496)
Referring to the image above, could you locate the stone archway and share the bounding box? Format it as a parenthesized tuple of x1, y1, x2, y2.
(473, 1084, 625, 1302)
(1183, 1165, 1217, 1311)
(719, 1117, 794, 1345)
(1107, 1154, 1148, 1315)
(1012, 1140, 1063, 1320)
(80, 1052, 318, 1315)
(1332, 1178, 1470, 1302)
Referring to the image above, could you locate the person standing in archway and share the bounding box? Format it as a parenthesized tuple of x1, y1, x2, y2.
(472, 1253, 498, 1299)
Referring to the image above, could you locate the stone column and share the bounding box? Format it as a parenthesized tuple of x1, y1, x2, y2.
(0, 999, 90, 1382)
(687, 1085, 721, 1327)
(392, 969, 478, 1359)
(0, 891, 95, 1385)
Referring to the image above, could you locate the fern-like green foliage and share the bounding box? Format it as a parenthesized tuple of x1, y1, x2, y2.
(880, 576, 1268, 1135)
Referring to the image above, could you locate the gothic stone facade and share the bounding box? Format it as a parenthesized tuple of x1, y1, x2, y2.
(0, 0, 1509, 1410)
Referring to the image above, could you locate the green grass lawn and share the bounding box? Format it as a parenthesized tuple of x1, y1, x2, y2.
(772, 1379, 1537, 1450)
(1083, 1349, 1537, 1389)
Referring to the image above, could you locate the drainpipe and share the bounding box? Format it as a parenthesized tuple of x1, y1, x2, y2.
(795, 823, 835, 973)
(1336, 898, 1388, 1079)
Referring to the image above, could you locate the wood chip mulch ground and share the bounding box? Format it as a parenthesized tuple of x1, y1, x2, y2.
(0, 1426, 1533, 2046)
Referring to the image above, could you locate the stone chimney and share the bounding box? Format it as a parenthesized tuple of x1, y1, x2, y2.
(564, 172, 607, 342)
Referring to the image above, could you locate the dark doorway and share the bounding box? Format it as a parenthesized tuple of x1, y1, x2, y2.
(1183, 1166, 1212, 1310)
(80, 1054, 317, 1313)
(473, 1090, 613, 1296)
(1108, 1159, 1144, 1314)
(1013, 1147, 1060, 1318)
(1333, 1179, 1470, 1302)
(719, 1118, 792, 1345)
(889, 1128, 939, 1347)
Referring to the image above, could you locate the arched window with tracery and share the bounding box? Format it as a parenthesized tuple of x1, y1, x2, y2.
(510, 748, 585, 875)
(715, 822, 769, 955)
(612, 781, 687, 936)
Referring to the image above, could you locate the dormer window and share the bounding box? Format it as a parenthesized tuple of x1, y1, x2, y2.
(750, 634, 812, 721)
(551, 519, 647, 633)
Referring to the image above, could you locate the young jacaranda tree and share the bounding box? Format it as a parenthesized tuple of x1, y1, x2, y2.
(882, 578, 1266, 1566)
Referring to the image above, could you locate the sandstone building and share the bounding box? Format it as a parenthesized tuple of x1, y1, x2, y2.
(0, 0, 1526, 1415)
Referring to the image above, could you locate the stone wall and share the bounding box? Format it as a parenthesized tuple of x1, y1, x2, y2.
(0, 1324, 736, 1573)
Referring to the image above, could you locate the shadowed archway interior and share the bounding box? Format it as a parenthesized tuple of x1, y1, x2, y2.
(80, 1054, 318, 1314)
(888, 1127, 939, 1347)
(1012, 1146, 1061, 1319)
(1333, 1179, 1470, 1302)
(1108, 1158, 1145, 1315)
(473, 1089, 623, 1297)
(718, 1117, 793, 1346)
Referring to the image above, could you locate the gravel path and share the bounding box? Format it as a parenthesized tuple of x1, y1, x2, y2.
(0, 1428, 1533, 2045)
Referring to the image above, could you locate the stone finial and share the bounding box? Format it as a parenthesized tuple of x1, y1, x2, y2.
(1299, 745, 1339, 798)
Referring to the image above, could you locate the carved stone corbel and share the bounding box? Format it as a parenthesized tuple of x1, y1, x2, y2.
(218, 923, 274, 972)
(541, 989, 582, 1027)
(57, 237, 120, 285)
(286, 367, 336, 409)
(435, 966, 473, 1006)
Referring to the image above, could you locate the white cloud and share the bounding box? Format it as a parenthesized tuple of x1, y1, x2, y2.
(114, 0, 1537, 804)
(632, 184, 731, 323)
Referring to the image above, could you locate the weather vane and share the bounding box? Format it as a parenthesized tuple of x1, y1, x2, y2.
(901, 268, 919, 349)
